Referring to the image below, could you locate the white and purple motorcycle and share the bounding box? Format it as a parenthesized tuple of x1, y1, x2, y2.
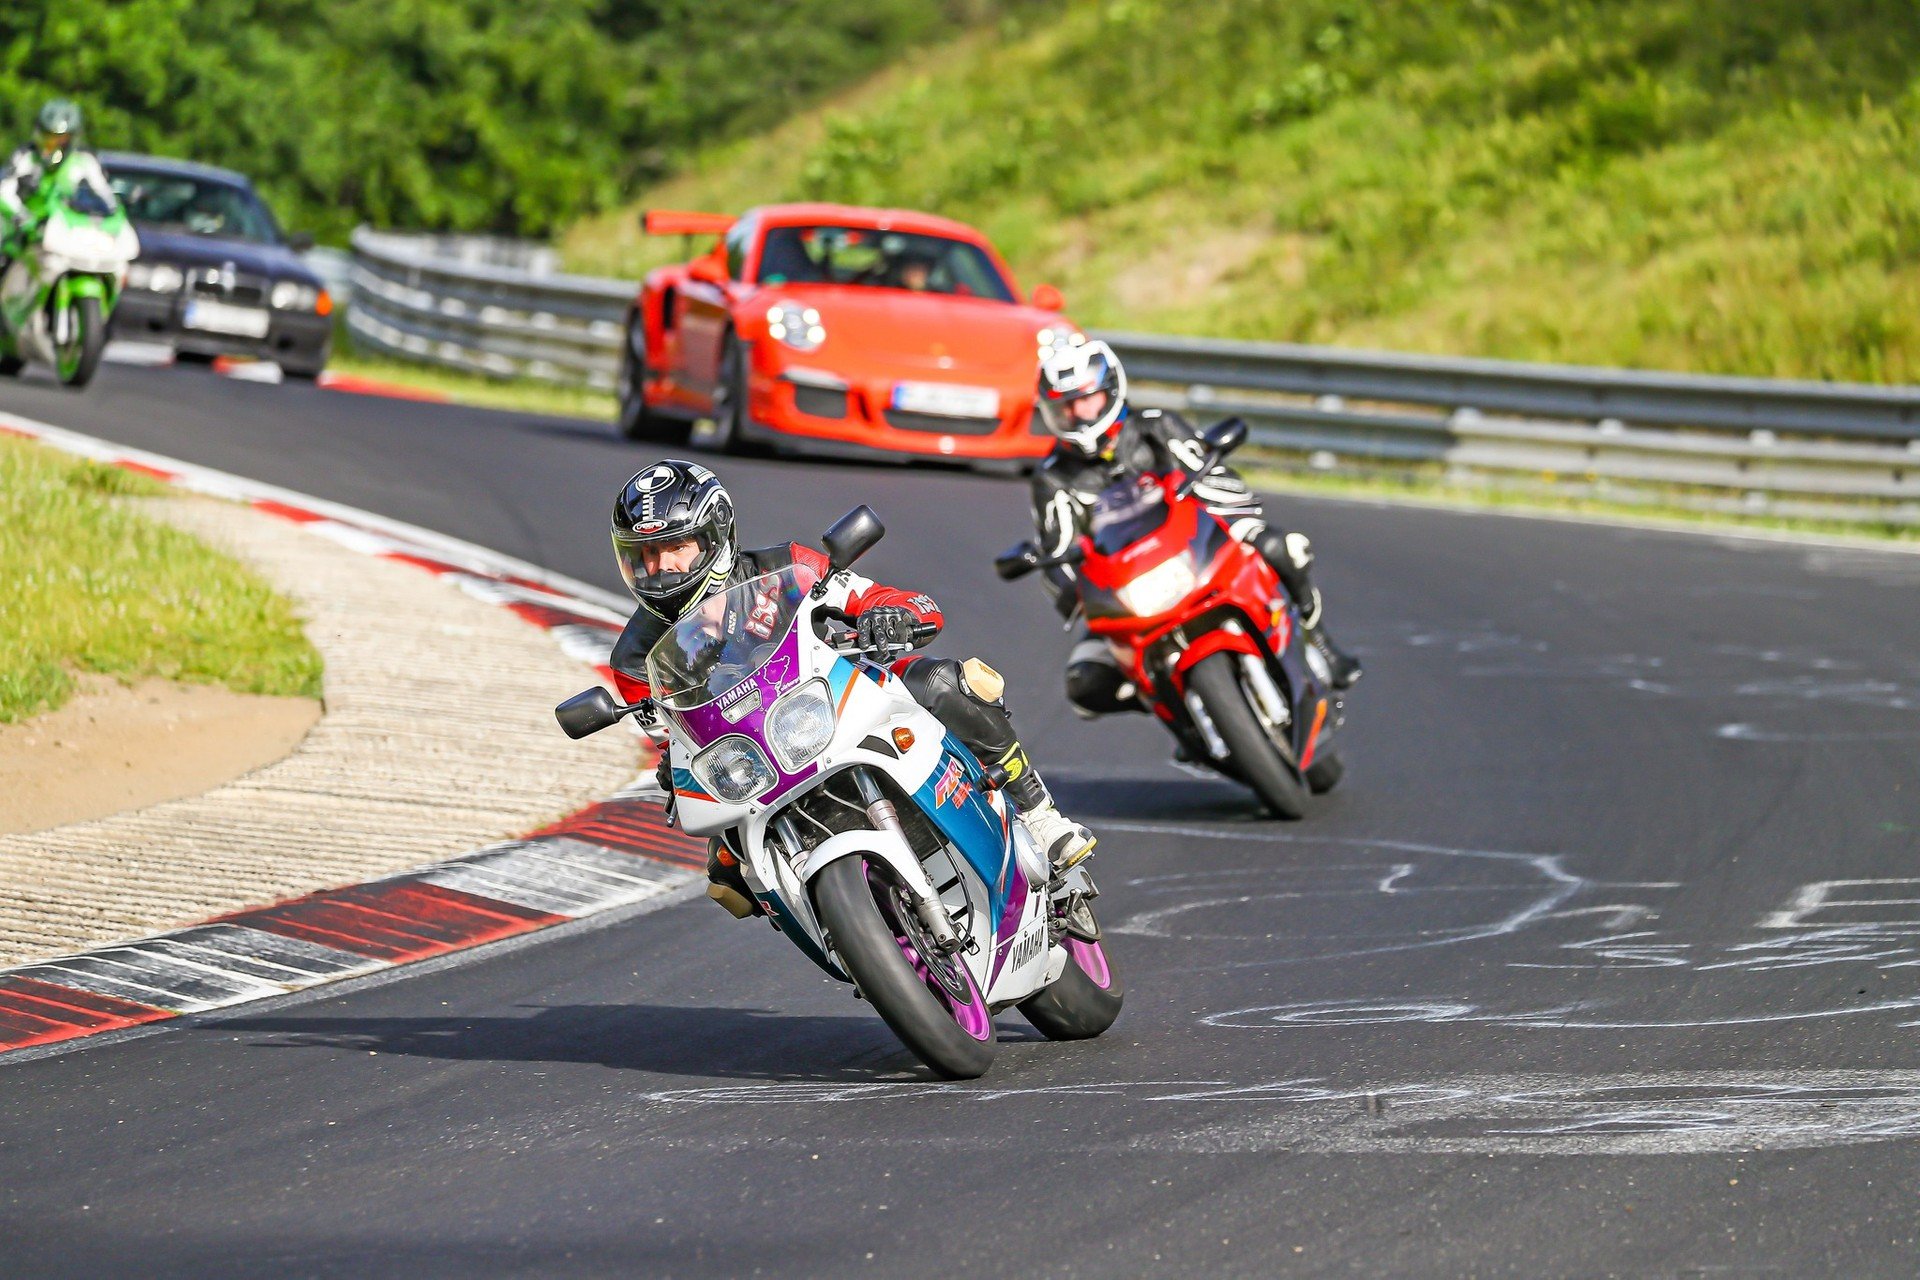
(557, 508, 1121, 1079)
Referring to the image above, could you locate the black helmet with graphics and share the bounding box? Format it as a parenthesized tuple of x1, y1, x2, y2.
(611, 459, 737, 618)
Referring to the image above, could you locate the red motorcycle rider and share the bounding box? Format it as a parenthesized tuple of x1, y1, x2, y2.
(1030, 340, 1361, 718)
(606, 460, 1098, 912)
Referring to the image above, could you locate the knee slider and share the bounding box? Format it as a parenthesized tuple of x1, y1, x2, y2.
(961, 657, 1004, 704)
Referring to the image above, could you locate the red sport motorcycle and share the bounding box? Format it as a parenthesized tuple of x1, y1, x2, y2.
(996, 418, 1345, 817)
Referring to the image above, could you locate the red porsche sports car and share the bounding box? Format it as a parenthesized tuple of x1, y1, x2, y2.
(617, 203, 1076, 465)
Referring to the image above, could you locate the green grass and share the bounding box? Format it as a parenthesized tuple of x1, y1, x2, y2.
(0, 438, 324, 723)
(327, 350, 616, 421)
(563, 0, 1920, 384)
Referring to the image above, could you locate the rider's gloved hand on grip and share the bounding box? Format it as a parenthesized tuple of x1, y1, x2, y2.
(857, 606, 919, 651)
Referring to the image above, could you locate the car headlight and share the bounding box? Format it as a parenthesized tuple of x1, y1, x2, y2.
(766, 302, 825, 352)
(766, 679, 835, 772)
(1115, 556, 1199, 617)
(692, 736, 778, 804)
(271, 280, 321, 311)
(127, 262, 183, 293)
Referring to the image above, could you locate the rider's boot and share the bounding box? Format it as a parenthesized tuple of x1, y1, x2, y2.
(1255, 529, 1362, 690)
(994, 743, 1098, 875)
(1298, 588, 1363, 690)
(705, 840, 761, 919)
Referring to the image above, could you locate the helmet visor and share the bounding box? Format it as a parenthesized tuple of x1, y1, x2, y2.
(612, 524, 725, 607)
(1037, 385, 1111, 439)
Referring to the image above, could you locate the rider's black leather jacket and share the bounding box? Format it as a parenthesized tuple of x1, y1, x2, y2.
(1027, 406, 1266, 606)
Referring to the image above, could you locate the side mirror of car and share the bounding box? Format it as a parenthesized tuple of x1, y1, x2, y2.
(823, 505, 885, 573)
(1202, 416, 1249, 457)
(994, 541, 1041, 581)
(286, 231, 316, 253)
(687, 255, 728, 286)
(555, 687, 629, 739)
(1030, 283, 1064, 311)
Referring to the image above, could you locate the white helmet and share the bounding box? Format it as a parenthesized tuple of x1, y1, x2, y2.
(1036, 339, 1128, 455)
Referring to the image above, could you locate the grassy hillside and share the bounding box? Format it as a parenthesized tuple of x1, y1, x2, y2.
(564, 0, 1920, 383)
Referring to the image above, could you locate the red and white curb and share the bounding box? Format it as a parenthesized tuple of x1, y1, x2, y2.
(0, 411, 696, 1057)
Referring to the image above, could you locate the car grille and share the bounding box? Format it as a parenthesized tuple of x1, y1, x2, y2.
(792, 385, 848, 419)
(187, 267, 269, 308)
(883, 409, 1002, 436)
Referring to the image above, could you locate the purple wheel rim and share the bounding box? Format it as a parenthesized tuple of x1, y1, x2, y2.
(1069, 938, 1113, 990)
(894, 932, 992, 1040)
(871, 866, 992, 1041)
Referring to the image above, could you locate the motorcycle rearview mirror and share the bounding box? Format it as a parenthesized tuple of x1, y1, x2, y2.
(823, 505, 885, 574)
(555, 687, 635, 739)
(1203, 416, 1249, 456)
(994, 541, 1041, 581)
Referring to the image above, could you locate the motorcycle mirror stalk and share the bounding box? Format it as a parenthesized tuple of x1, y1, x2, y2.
(994, 539, 1086, 581)
(554, 687, 651, 739)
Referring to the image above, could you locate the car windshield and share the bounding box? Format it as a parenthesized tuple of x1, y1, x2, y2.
(646, 566, 819, 711)
(755, 225, 1014, 302)
(103, 169, 280, 245)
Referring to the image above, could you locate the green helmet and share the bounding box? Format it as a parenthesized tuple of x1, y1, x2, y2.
(34, 99, 82, 163)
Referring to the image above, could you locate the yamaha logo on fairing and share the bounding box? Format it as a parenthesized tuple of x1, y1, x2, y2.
(1009, 926, 1045, 971)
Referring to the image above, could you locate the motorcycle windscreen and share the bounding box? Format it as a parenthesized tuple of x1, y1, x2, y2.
(645, 564, 820, 710)
(1080, 481, 1230, 620)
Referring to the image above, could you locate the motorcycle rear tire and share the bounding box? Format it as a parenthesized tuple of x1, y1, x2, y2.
(1186, 651, 1308, 819)
(812, 854, 996, 1080)
(54, 296, 104, 388)
(1019, 937, 1123, 1040)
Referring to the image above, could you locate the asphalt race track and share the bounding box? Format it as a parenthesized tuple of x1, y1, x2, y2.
(7, 364, 1920, 1277)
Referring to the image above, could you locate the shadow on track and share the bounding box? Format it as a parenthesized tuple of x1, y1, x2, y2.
(219, 1002, 1046, 1079)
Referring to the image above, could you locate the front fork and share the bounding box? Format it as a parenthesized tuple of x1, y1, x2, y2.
(849, 767, 966, 956)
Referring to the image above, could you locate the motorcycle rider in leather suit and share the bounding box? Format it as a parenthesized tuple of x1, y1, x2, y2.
(0, 100, 115, 273)
(1029, 339, 1362, 720)
(606, 459, 1098, 915)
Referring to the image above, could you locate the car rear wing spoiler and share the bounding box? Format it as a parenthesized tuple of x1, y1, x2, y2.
(642, 210, 735, 237)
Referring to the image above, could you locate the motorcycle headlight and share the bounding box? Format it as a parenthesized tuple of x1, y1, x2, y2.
(271, 279, 320, 311)
(766, 679, 835, 772)
(1115, 556, 1199, 617)
(692, 736, 778, 804)
(766, 302, 825, 352)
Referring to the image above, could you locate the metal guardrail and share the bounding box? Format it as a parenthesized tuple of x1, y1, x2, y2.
(348, 229, 1920, 524)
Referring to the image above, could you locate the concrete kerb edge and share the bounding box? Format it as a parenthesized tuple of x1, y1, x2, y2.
(0, 410, 700, 1060)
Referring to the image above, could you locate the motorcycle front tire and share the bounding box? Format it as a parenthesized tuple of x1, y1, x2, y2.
(1186, 650, 1308, 819)
(54, 296, 105, 388)
(812, 854, 996, 1080)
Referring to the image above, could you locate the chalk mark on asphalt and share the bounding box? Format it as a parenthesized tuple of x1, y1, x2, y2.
(610, 1071, 1920, 1155)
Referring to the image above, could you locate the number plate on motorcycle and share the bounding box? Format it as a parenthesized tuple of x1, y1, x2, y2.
(183, 299, 270, 338)
(890, 382, 1000, 419)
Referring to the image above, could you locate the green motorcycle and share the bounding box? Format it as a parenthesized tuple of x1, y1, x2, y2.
(0, 159, 138, 388)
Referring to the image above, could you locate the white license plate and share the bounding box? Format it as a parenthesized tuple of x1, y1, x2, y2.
(890, 381, 1000, 419)
(183, 299, 270, 338)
